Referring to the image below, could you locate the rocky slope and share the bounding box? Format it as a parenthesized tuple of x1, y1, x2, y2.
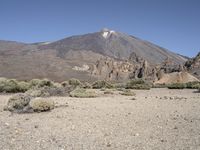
(0, 29, 188, 82)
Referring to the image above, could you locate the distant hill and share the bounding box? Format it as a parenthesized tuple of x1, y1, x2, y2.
(0, 29, 187, 81)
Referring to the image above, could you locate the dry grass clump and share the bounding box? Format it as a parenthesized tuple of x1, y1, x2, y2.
(120, 89, 136, 96)
(70, 88, 97, 98)
(92, 80, 114, 89)
(126, 79, 151, 90)
(29, 98, 54, 112)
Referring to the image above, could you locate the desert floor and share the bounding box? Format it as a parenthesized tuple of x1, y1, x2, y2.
(0, 88, 200, 150)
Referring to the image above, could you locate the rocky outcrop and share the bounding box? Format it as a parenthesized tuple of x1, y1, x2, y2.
(185, 52, 200, 79)
(91, 57, 134, 81)
(155, 72, 199, 84)
(91, 56, 155, 81)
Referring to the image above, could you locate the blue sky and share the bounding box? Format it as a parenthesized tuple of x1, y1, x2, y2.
(0, 0, 199, 57)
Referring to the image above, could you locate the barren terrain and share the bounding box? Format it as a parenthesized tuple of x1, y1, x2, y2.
(0, 88, 200, 150)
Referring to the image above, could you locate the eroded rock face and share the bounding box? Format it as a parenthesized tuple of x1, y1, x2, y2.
(185, 52, 200, 79)
(91, 56, 155, 81)
(91, 56, 188, 83)
(91, 57, 134, 81)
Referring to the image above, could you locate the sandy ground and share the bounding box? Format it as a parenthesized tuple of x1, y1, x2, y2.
(0, 88, 200, 150)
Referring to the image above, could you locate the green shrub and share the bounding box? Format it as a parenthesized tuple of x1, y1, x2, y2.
(92, 80, 114, 89)
(185, 81, 200, 89)
(168, 83, 187, 89)
(70, 88, 97, 98)
(29, 98, 54, 112)
(17, 81, 31, 92)
(29, 79, 53, 88)
(152, 84, 168, 88)
(120, 89, 136, 96)
(126, 79, 151, 90)
(68, 78, 83, 87)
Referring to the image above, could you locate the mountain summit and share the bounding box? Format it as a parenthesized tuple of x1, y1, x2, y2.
(0, 29, 188, 81)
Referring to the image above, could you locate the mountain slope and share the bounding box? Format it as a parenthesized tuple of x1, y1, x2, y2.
(39, 29, 186, 65)
(0, 29, 187, 81)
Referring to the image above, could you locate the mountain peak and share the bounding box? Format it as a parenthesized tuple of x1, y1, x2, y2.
(100, 28, 116, 39)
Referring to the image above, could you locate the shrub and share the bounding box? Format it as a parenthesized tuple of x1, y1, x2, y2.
(120, 89, 136, 96)
(92, 80, 114, 89)
(17, 81, 31, 92)
(26, 87, 50, 97)
(185, 81, 200, 89)
(29, 79, 53, 88)
(152, 84, 168, 88)
(168, 83, 186, 89)
(70, 88, 97, 98)
(68, 78, 83, 87)
(26, 85, 73, 97)
(29, 98, 54, 112)
(5, 93, 32, 112)
(126, 79, 151, 90)
(82, 82, 92, 89)
(0, 79, 19, 93)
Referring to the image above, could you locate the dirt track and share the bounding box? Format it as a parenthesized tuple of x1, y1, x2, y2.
(0, 88, 200, 150)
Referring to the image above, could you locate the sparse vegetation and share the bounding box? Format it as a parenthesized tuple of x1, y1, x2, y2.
(29, 98, 55, 112)
(29, 79, 53, 88)
(120, 89, 136, 96)
(152, 83, 168, 88)
(70, 88, 97, 98)
(167, 82, 200, 89)
(185, 81, 200, 89)
(126, 79, 151, 90)
(168, 83, 186, 89)
(68, 78, 83, 87)
(92, 80, 114, 89)
(0, 78, 31, 93)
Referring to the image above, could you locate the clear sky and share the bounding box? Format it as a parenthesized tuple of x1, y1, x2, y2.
(0, 0, 199, 57)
